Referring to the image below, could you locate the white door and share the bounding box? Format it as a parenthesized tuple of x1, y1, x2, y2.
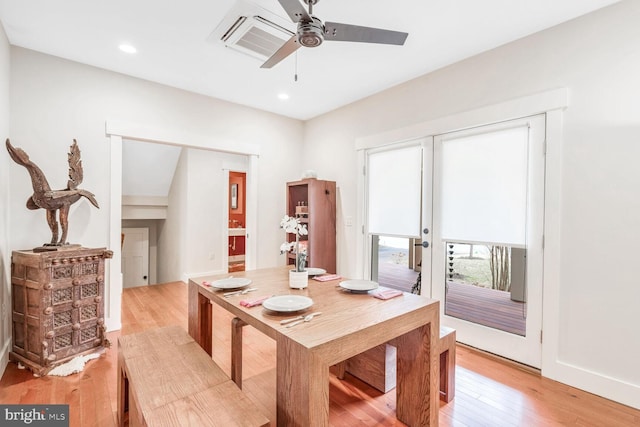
(431, 115, 545, 368)
(122, 227, 149, 288)
(365, 139, 433, 295)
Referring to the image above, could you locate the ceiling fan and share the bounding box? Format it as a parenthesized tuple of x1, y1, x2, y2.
(262, 0, 408, 68)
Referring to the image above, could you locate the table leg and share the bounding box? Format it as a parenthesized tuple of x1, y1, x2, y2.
(394, 317, 439, 426)
(276, 335, 328, 427)
(188, 282, 212, 355)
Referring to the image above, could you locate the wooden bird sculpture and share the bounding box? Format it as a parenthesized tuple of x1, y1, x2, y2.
(6, 138, 99, 247)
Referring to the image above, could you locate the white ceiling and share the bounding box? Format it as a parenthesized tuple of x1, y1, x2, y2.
(0, 0, 621, 120)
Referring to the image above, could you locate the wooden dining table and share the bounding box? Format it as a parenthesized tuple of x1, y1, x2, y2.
(188, 266, 440, 426)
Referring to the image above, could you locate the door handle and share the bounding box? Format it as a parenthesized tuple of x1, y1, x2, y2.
(421, 241, 429, 248)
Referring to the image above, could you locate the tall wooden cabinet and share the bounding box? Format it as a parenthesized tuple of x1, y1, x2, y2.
(286, 178, 336, 274)
(10, 247, 112, 375)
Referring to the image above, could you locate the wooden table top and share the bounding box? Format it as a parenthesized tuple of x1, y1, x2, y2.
(190, 266, 439, 364)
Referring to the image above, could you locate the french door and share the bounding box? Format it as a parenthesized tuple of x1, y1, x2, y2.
(366, 140, 433, 294)
(365, 114, 545, 368)
(431, 115, 545, 368)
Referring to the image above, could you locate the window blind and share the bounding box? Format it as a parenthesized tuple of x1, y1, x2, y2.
(367, 145, 422, 237)
(440, 125, 529, 247)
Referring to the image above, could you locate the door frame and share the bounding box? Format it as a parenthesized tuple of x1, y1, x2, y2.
(355, 88, 568, 373)
(222, 165, 255, 273)
(105, 121, 260, 332)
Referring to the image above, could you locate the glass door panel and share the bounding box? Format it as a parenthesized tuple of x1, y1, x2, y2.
(371, 235, 420, 292)
(444, 242, 526, 336)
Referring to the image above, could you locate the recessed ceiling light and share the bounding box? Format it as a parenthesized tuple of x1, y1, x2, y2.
(278, 93, 289, 100)
(119, 44, 137, 54)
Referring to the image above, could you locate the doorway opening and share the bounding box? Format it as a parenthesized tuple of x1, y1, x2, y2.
(106, 122, 260, 331)
(228, 171, 246, 272)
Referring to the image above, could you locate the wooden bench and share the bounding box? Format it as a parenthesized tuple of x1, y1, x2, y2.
(438, 326, 456, 402)
(335, 326, 456, 402)
(232, 316, 456, 402)
(118, 325, 269, 427)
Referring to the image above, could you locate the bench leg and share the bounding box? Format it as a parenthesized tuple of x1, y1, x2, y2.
(439, 331, 456, 403)
(334, 361, 346, 380)
(231, 317, 247, 389)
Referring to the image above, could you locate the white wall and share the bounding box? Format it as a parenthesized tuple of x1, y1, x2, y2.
(304, 0, 640, 408)
(9, 47, 303, 259)
(158, 149, 188, 283)
(154, 146, 250, 283)
(0, 23, 11, 377)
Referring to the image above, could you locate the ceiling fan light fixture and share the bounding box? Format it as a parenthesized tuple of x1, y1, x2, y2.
(297, 17, 324, 47)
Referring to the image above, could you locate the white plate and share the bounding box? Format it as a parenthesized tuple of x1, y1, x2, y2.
(339, 279, 379, 292)
(306, 267, 326, 276)
(263, 295, 313, 312)
(211, 277, 252, 289)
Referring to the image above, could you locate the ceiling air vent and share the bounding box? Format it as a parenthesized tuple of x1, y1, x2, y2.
(218, 14, 293, 61)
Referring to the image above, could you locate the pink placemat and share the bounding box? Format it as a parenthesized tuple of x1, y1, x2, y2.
(373, 289, 403, 300)
(313, 274, 342, 282)
(240, 295, 270, 307)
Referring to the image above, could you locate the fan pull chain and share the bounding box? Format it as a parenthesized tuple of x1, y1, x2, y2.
(295, 51, 298, 82)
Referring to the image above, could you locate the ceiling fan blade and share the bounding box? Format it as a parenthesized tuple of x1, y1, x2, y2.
(276, 0, 311, 23)
(324, 22, 408, 45)
(261, 35, 300, 69)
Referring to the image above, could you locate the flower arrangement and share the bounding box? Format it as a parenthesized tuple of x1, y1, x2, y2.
(280, 215, 308, 272)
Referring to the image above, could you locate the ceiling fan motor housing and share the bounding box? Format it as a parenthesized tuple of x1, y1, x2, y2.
(297, 16, 324, 47)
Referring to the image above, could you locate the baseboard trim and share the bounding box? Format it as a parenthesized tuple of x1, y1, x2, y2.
(544, 358, 640, 411)
(461, 341, 639, 410)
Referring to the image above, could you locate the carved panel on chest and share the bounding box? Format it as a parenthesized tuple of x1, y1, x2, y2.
(10, 247, 112, 375)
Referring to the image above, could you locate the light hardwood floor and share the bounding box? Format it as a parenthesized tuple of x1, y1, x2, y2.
(1, 281, 638, 426)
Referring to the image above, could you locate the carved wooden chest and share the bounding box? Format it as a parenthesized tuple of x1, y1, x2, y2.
(10, 247, 112, 375)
